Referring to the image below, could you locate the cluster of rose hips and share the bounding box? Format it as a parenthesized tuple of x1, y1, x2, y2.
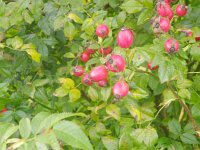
(147, 0, 189, 70)
(72, 24, 134, 99)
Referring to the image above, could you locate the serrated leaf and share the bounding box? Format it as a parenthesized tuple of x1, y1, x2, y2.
(158, 62, 174, 83)
(190, 45, 200, 61)
(64, 52, 75, 58)
(100, 87, 111, 102)
(58, 78, 75, 89)
(131, 127, 158, 146)
(168, 119, 182, 136)
(102, 136, 118, 150)
(19, 118, 31, 139)
(126, 104, 141, 122)
(68, 13, 83, 24)
(69, 89, 81, 101)
(106, 104, 120, 120)
(11, 36, 23, 49)
(180, 133, 199, 144)
(88, 87, 98, 101)
(53, 121, 93, 150)
(102, 37, 113, 48)
(22, 10, 34, 24)
(178, 89, 191, 99)
(0, 124, 18, 144)
(64, 22, 76, 41)
(26, 49, 41, 63)
(116, 11, 126, 26)
(54, 16, 66, 30)
(137, 9, 152, 25)
(121, 0, 143, 14)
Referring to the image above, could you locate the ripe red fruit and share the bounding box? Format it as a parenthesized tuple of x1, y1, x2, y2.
(168, 9, 174, 20)
(147, 62, 159, 70)
(195, 37, 200, 42)
(80, 52, 90, 62)
(72, 66, 84, 76)
(96, 24, 109, 38)
(176, 4, 187, 17)
(157, 3, 171, 17)
(164, 38, 179, 53)
(99, 47, 111, 55)
(90, 66, 108, 82)
(1, 108, 7, 113)
(112, 81, 129, 99)
(98, 79, 108, 87)
(82, 74, 93, 86)
(106, 54, 126, 72)
(86, 48, 95, 54)
(117, 28, 134, 48)
(164, 0, 172, 4)
(160, 18, 170, 32)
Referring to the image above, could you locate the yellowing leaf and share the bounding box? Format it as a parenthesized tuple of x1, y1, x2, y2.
(126, 105, 141, 122)
(106, 104, 120, 121)
(26, 49, 41, 63)
(58, 78, 75, 89)
(53, 86, 69, 97)
(11, 36, 23, 49)
(64, 22, 76, 41)
(68, 13, 83, 24)
(69, 89, 81, 101)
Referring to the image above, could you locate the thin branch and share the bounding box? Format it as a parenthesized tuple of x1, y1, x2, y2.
(135, 69, 160, 80)
(30, 98, 56, 111)
(167, 83, 199, 132)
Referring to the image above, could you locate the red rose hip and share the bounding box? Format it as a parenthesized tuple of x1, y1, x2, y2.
(72, 66, 84, 76)
(99, 47, 111, 56)
(157, 3, 171, 17)
(86, 48, 95, 54)
(96, 24, 109, 38)
(106, 54, 126, 72)
(160, 18, 170, 32)
(1, 108, 7, 113)
(112, 81, 129, 99)
(98, 79, 108, 87)
(164, 38, 179, 53)
(147, 62, 159, 70)
(117, 28, 134, 48)
(80, 52, 90, 62)
(82, 74, 93, 86)
(90, 66, 108, 82)
(176, 4, 187, 17)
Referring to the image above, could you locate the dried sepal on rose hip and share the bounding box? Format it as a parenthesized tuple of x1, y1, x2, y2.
(96, 24, 109, 38)
(147, 62, 159, 70)
(82, 74, 93, 86)
(99, 47, 111, 56)
(106, 54, 126, 72)
(164, 38, 179, 53)
(112, 80, 129, 99)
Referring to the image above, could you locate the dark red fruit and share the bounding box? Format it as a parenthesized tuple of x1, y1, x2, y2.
(98, 79, 108, 87)
(99, 47, 111, 56)
(96, 24, 109, 38)
(106, 54, 126, 72)
(157, 3, 171, 17)
(160, 18, 170, 32)
(112, 81, 129, 99)
(86, 48, 95, 54)
(176, 4, 187, 17)
(164, 38, 179, 53)
(182, 30, 193, 37)
(168, 9, 174, 20)
(195, 37, 200, 42)
(80, 52, 90, 62)
(72, 66, 84, 77)
(1, 108, 7, 113)
(82, 74, 93, 86)
(117, 28, 134, 48)
(147, 62, 159, 70)
(90, 66, 108, 82)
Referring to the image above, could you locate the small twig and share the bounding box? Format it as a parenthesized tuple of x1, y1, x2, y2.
(30, 98, 55, 111)
(168, 83, 199, 132)
(135, 69, 159, 80)
(178, 107, 184, 123)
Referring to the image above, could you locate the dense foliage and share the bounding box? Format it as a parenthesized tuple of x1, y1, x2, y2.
(0, 0, 200, 149)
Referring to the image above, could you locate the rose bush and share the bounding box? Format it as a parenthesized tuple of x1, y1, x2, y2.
(0, 0, 200, 149)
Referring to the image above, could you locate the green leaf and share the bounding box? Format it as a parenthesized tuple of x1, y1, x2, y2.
(137, 9, 152, 25)
(59, 78, 75, 89)
(121, 0, 143, 14)
(100, 87, 111, 102)
(26, 48, 41, 63)
(126, 104, 141, 122)
(53, 121, 93, 150)
(33, 79, 49, 87)
(54, 16, 66, 31)
(180, 133, 199, 144)
(102, 37, 113, 48)
(168, 119, 182, 136)
(64, 52, 75, 58)
(22, 10, 34, 24)
(190, 45, 200, 61)
(19, 118, 31, 139)
(11, 36, 23, 49)
(102, 136, 118, 150)
(119, 132, 133, 150)
(69, 89, 81, 101)
(35, 112, 86, 134)
(178, 89, 191, 99)
(88, 87, 99, 101)
(53, 86, 69, 97)
(82, 18, 94, 35)
(116, 11, 126, 26)
(177, 78, 192, 89)
(131, 127, 158, 146)
(64, 22, 76, 41)
(158, 62, 174, 83)
(106, 104, 121, 120)
(0, 124, 18, 144)
(68, 13, 83, 24)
